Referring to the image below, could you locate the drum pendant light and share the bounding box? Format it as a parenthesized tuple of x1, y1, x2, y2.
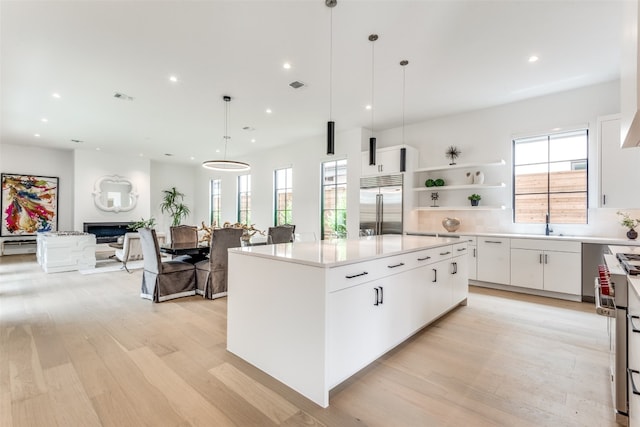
(326, 0, 337, 155)
(368, 34, 378, 165)
(400, 60, 408, 172)
(202, 96, 250, 172)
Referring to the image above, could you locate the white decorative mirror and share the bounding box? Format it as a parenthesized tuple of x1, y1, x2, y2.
(92, 175, 138, 212)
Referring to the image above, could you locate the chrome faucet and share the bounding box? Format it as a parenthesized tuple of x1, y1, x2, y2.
(545, 213, 553, 236)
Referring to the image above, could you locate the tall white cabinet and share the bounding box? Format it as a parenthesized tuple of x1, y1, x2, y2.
(599, 114, 640, 208)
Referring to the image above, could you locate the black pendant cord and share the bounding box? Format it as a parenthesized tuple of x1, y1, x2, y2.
(369, 34, 378, 165)
(326, 0, 336, 155)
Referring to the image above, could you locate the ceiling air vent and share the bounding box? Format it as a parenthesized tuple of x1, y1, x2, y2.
(113, 92, 134, 101)
(289, 81, 305, 89)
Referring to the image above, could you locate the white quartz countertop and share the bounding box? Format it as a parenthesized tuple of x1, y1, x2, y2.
(406, 230, 640, 246)
(229, 234, 458, 268)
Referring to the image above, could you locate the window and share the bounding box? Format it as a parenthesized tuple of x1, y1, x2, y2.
(209, 179, 221, 227)
(321, 159, 347, 239)
(237, 174, 251, 225)
(513, 129, 588, 224)
(274, 167, 293, 225)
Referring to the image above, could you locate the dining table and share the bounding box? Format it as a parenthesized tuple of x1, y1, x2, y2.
(160, 242, 210, 258)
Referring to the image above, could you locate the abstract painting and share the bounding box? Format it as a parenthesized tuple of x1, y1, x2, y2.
(1, 173, 58, 236)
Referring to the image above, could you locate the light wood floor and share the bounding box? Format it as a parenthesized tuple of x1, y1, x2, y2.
(0, 254, 619, 426)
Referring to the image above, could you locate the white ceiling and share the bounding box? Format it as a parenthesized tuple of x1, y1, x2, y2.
(0, 0, 624, 165)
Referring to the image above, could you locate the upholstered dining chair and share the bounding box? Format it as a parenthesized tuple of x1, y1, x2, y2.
(138, 228, 196, 302)
(170, 225, 199, 262)
(195, 227, 243, 300)
(267, 224, 295, 244)
(115, 231, 165, 273)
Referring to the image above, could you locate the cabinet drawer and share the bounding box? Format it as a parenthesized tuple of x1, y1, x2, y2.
(328, 252, 413, 293)
(457, 235, 477, 246)
(408, 245, 453, 268)
(452, 242, 468, 258)
(510, 238, 580, 253)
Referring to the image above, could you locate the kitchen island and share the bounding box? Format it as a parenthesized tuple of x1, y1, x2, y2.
(227, 234, 468, 407)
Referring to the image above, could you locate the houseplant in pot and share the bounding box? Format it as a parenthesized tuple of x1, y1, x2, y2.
(617, 211, 640, 240)
(160, 187, 191, 227)
(468, 194, 481, 207)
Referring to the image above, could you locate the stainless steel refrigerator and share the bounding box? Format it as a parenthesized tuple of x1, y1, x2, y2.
(359, 174, 403, 235)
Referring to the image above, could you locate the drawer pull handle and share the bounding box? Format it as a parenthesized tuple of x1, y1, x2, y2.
(629, 369, 640, 396)
(346, 271, 368, 279)
(439, 251, 451, 256)
(485, 240, 502, 244)
(629, 314, 640, 333)
(432, 268, 437, 282)
(457, 247, 466, 252)
(387, 262, 405, 269)
(374, 287, 379, 306)
(417, 256, 431, 261)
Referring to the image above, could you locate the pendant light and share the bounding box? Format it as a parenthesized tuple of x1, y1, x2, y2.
(400, 60, 408, 172)
(326, 0, 337, 155)
(368, 34, 378, 165)
(202, 95, 250, 171)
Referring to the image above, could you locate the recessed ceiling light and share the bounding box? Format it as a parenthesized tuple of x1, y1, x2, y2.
(266, 108, 272, 114)
(365, 105, 372, 110)
(251, 138, 256, 143)
(190, 156, 195, 160)
(41, 118, 48, 122)
(528, 55, 539, 63)
(283, 62, 291, 69)
(52, 93, 61, 99)
(34, 133, 40, 137)
(96, 147, 101, 151)
(169, 75, 178, 83)
(215, 149, 221, 153)
(139, 153, 144, 157)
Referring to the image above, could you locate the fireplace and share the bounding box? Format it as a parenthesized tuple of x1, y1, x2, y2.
(83, 222, 133, 244)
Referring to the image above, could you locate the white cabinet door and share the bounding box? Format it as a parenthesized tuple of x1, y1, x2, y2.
(428, 259, 453, 318)
(600, 115, 640, 208)
(328, 280, 386, 386)
(451, 253, 468, 306)
(542, 250, 581, 295)
(361, 147, 402, 176)
(328, 274, 412, 387)
(477, 237, 510, 285)
(510, 248, 544, 290)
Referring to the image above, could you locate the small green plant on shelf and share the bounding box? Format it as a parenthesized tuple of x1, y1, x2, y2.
(468, 194, 481, 206)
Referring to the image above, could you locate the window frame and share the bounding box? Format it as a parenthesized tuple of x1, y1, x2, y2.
(209, 178, 222, 227)
(274, 167, 293, 226)
(512, 129, 589, 224)
(321, 158, 348, 240)
(237, 174, 251, 225)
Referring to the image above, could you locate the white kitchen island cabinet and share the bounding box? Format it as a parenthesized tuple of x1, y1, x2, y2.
(227, 235, 468, 408)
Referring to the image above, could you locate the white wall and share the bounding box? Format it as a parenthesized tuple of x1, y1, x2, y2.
(73, 150, 151, 230)
(374, 80, 638, 237)
(195, 127, 364, 239)
(150, 161, 198, 239)
(0, 144, 74, 233)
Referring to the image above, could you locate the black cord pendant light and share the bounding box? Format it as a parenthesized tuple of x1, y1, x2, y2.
(368, 34, 378, 165)
(326, 0, 337, 155)
(400, 60, 408, 172)
(202, 95, 250, 172)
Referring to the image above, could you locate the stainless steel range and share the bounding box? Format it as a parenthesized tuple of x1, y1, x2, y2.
(617, 253, 640, 276)
(596, 253, 629, 425)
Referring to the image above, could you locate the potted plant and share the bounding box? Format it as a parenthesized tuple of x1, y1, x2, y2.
(128, 217, 156, 231)
(617, 211, 640, 240)
(160, 187, 191, 227)
(468, 194, 481, 206)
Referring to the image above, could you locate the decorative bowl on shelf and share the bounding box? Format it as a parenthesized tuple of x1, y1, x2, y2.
(442, 217, 460, 232)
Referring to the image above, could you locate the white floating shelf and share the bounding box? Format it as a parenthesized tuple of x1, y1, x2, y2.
(413, 183, 505, 191)
(414, 159, 505, 173)
(414, 205, 507, 211)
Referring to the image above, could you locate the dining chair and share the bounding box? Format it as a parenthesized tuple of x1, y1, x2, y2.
(267, 225, 295, 244)
(138, 228, 196, 302)
(195, 227, 243, 299)
(170, 225, 199, 262)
